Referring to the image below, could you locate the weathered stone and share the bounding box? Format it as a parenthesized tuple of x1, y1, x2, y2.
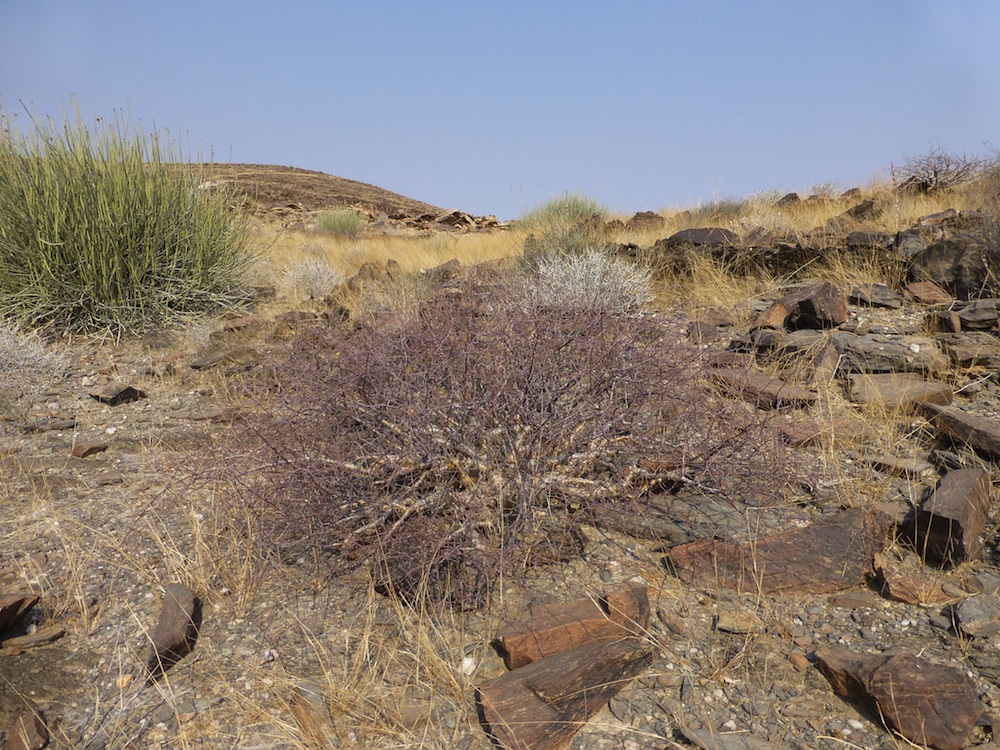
(0, 594, 39, 634)
(70, 442, 108, 459)
(679, 725, 779, 749)
(624, 211, 665, 233)
(875, 554, 957, 606)
(831, 332, 945, 373)
(778, 417, 876, 448)
(909, 237, 1000, 300)
(845, 231, 894, 251)
(435, 209, 474, 227)
(814, 647, 984, 750)
(493, 582, 649, 670)
(864, 453, 936, 478)
(955, 594, 1000, 639)
(663, 508, 889, 595)
(918, 208, 959, 227)
(958, 298, 999, 330)
(662, 227, 739, 247)
(5, 710, 48, 750)
(715, 607, 761, 634)
(848, 283, 902, 308)
(775, 192, 800, 207)
(848, 372, 952, 410)
(895, 230, 931, 259)
(146, 582, 201, 682)
(917, 401, 1000, 459)
(421, 257, 461, 281)
(89, 382, 146, 406)
(841, 199, 879, 222)
(189, 347, 258, 371)
(912, 468, 992, 565)
(710, 369, 817, 408)
(925, 309, 962, 333)
(906, 280, 955, 304)
(755, 281, 848, 330)
(937, 332, 1000, 369)
(23, 417, 75, 434)
(477, 638, 652, 750)
(0, 625, 65, 651)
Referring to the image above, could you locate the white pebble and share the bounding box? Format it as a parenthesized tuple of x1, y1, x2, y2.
(848, 719, 864, 729)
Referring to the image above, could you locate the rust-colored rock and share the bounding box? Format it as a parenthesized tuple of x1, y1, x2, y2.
(493, 582, 649, 670)
(907, 280, 955, 304)
(917, 401, 1000, 459)
(146, 582, 201, 682)
(4, 710, 48, 750)
(815, 647, 984, 750)
(875, 553, 958, 606)
(755, 281, 848, 330)
(70, 441, 108, 459)
(477, 638, 652, 750)
(663, 508, 889, 595)
(912, 468, 992, 566)
(710, 369, 818, 409)
(848, 372, 952, 411)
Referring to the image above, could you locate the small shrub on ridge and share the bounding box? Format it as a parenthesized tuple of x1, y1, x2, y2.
(313, 208, 368, 238)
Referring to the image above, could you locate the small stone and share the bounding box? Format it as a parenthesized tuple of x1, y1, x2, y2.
(71, 442, 108, 459)
(788, 651, 811, 672)
(5, 710, 48, 750)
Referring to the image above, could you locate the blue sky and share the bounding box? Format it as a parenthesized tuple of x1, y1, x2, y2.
(2, 2, 999, 219)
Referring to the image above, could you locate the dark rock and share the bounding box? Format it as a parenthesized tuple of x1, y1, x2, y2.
(937, 332, 1000, 368)
(848, 283, 902, 309)
(909, 237, 1000, 300)
(23, 418, 75, 434)
(925, 309, 962, 333)
(146, 583, 201, 682)
(918, 208, 959, 227)
(845, 231, 894, 250)
(754, 281, 847, 330)
(663, 507, 889, 595)
(89, 382, 146, 406)
(435, 209, 475, 227)
(0, 594, 39, 635)
(957, 298, 999, 330)
(477, 638, 653, 750)
(954, 594, 1000, 639)
(189, 348, 258, 371)
(830, 332, 944, 374)
(894, 230, 931, 258)
(493, 582, 649, 670)
(421, 258, 461, 281)
(661, 227, 739, 247)
(841, 199, 879, 222)
(814, 647, 984, 750)
(848, 372, 952, 410)
(911, 468, 992, 566)
(624, 211, 665, 233)
(917, 401, 1000, 459)
(776, 192, 800, 208)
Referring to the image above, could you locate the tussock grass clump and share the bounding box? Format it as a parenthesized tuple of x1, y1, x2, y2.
(518, 192, 607, 229)
(313, 207, 368, 238)
(0, 106, 256, 334)
(0, 322, 67, 416)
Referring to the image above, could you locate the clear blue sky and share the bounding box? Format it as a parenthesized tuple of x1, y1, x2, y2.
(3, 2, 999, 220)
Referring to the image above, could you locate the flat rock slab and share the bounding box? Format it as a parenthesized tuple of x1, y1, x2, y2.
(875, 554, 959, 606)
(663, 508, 890, 595)
(710, 369, 818, 408)
(779, 417, 876, 447)
(477, 637, 653, 750)
(917, 401, 1000, 460)
(754, 281, 848, 330)
(848, 372, 952, 410)
(815, 647, 985, 750)
(912, 468, 992, 565)
(494, 582, 650, 670)
(907, 280, 955, 304)
(937, 332, 1000, 369)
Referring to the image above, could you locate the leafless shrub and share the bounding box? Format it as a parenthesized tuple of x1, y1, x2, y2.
(281, 253, 346, 302)
(895, 146, 993, 193)
(524, 249, 653, 315)
(0, 323, 67, 410)
(231, 286, 795, 608)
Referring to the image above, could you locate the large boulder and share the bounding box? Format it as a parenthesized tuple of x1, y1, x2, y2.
(908, 236, 1000, 299)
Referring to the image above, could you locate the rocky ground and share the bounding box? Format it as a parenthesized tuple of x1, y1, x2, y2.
(3, 172, 1000, 749)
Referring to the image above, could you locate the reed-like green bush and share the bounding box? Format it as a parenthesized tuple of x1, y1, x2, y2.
(517, 192, 607, 229)
(313, 207, 368, 238)
(0, 106, 257, 333)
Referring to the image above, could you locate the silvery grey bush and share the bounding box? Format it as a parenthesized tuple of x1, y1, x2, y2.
(527, 248, 653, 315)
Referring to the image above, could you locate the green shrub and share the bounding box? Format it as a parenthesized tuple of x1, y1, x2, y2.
(517, 192, 608, 229)
(0, 106, 257, 334)
(313, 208, 368, 238)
